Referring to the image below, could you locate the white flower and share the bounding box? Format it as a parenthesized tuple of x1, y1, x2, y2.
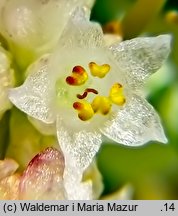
(9, 9, 171, 175)
(0, 45, 14, 118)
(0, 0, 93, 67)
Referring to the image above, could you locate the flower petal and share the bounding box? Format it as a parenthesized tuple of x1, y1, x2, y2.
(19, 147, 66, 200)
(57, 116, 102, 171)
(101, 95, 167, 146)
(58, 7, 104, 49)
(28, 116, 56, 136)
(104, 34, 122, 46)
(62, 159, 93, 200)
(110, 35, 171, 88)
(56, 116, 102, 199)
(9, 55, 55, 123)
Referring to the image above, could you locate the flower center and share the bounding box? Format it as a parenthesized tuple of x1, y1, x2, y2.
(58, 62, 126, 121)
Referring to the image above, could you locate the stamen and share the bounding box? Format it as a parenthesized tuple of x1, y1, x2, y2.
(73, 101, 94, 121)
(89, 62, 110, 78)
(66, 66, 88, 86)
(109, 83, 126, 106)
(77, 88, 98, 99)
(91, 96, 111, 115)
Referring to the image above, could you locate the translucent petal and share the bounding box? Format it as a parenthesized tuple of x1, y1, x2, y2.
(56, 117, 99, 199)
(101, 95, 167, 146)
(63, 160, 93, 200)
(19, 147, 66, 200)
(28, 116, 56, 136)
(9, 55, 55, 123)
(57, 116, 102, 171)
(110, 35, 171, 88)
(58, 7, 104, 49)
(104, 34, 122, 46)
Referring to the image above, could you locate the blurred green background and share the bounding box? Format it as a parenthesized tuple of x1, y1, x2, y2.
(91, 0, 178, 199)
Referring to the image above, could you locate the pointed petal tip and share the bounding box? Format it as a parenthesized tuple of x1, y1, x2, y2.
(8, 87, 22, 106)
(157, 34, 172, 52)
(158, 34, 173, 49)
(8, 86, 55, 124)
(56, 118, 102, 171)
(8, 87, 18, 106)
(155, 132, 168, 144)
(101, 95, 169, 147)
(158, 34, 172, 43)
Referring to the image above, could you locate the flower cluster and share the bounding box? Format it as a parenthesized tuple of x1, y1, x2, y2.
(0, 0, 171, 199)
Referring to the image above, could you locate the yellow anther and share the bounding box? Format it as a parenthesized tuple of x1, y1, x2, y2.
(89, 62, 110, 78)
(66, 66, 88, 86)
(109, 83, 126, 106)
(73, 101, 94, 121)
(91, 96, 111, 115)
